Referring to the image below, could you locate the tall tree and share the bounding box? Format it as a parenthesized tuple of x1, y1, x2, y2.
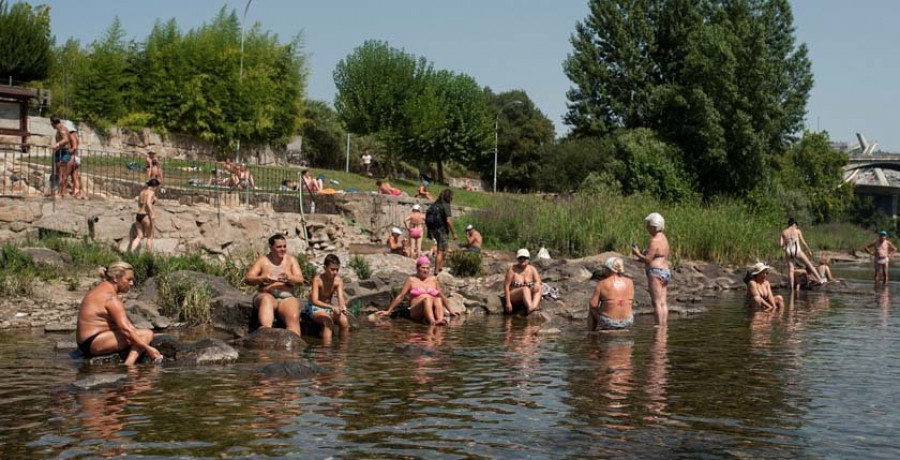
(484, 89, 555, 192)
(299, 100, 346, 169)
(564, 0, 813, 198)
(0, 0, 53, 84)
(72, 17, 131, 128)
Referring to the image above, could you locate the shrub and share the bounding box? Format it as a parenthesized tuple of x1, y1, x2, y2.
(157, 273, 213, 326)
(222, 249, 258, 292)
(348, 255, 372, 280)
(295, 253, 318, 285)
(447, 250, 483, 277)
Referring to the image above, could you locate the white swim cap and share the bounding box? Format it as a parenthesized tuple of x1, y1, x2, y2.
(603, 257, 625, 275)
(391, 227, 402, 235)
(645, 212, 665, 231)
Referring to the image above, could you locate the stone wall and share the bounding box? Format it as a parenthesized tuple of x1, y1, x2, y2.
(337, 193, 473, 242)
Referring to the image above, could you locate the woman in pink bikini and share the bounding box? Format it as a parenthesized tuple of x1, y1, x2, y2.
(377, 256, 459, 325)
(405, 204, 426, 258)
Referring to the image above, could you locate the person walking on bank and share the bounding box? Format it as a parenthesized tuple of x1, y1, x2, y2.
(631, 212, 670, 327)
(425, 189, 458, 275)
(129, 178, 160, 252)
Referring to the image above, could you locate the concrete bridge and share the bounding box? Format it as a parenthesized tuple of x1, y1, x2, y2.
(843, 153, 900, 218)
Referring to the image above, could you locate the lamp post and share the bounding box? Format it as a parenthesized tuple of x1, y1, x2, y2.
(494, 100, 523, 193)
(235, 0, 253, 163)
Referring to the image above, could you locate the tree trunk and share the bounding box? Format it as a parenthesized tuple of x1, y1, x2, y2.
(437, 160, 444, 184)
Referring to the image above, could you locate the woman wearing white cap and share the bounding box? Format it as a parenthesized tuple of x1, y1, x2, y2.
(588, 257, 634, 331)
(631, 212, 670, 326)
(745, 262, 783, 310)
(404, 204, 425, 258)
(387, 227, 409, 257)
(503, 248, 543, 315)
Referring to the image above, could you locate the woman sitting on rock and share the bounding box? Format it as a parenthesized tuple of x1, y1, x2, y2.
(303, 254, 350, 344)
(588, 257, 634, 331)
(745, 262, 784, 311)
(504, 248, 543, 315)
(377, 256, 457, 325)
(77, 262, 162, 365)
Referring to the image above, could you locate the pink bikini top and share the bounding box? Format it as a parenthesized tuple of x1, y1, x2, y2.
(409, 287, 440, 299)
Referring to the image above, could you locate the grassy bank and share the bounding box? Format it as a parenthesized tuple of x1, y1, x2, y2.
(457, 194, 873, 266)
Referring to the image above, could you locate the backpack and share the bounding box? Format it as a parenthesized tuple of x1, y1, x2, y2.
(425, 202, 445, 230)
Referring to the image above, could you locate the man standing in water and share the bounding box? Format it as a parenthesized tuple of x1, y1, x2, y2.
(865, 230, 897, 283)
(77, 262, 162, 365)
(243, 234, 305, 335)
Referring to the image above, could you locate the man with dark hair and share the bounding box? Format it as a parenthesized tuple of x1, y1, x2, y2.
(243, 234, 305, 335)
(426, 189, 458, 275)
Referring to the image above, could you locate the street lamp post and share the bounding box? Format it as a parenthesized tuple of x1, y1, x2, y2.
(236, 0, 253, 163)
(494, 100, 523, 193)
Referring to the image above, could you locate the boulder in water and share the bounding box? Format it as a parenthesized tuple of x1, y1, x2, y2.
(258, 362, 322, 379)
(71, 373, 127, 390)
(176, 338, 239, 366)
(150, 334, 182, 359)
(394, 344, 434, 357)
(243, 327, 306, 350)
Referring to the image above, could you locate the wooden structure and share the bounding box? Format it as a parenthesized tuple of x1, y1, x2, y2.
(0, 85, 37, 147)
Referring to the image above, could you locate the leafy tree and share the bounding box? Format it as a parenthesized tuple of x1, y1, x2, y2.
(72, 17, 132, 129)
(333, 40, 430, 174)
(0, 0, 53, 83)
(300, 100, 346, 169)
(483, 89, 555, 192)
(613, 128, 696, 202)
(777, 131, 851, 223)
(537, 136, 618, 193)
(402, 70, 492, 183)
(564, 0, 813, 198)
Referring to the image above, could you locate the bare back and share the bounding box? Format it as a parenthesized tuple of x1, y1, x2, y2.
(590, 274, 634, 320)
(77, 282, 122, 342)
(137, 188, 156, 215)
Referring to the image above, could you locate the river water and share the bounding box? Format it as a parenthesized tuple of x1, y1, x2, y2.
(1, 264, 899, 458)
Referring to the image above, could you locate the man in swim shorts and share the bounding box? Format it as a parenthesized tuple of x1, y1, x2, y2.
(588, 257, 635, 331)
(243, 234, 305, 335)
(303, 254, 350, 343)
(865, 230, 897, 283)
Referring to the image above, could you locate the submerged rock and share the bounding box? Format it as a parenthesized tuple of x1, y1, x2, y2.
(176, 338, 239, 366)
(150, 334, 182, 359)
(394, 344, 435, 357)
(71, 373, 127, 390)
(258, 362, 322, 379)
(243, 327, 306, 351)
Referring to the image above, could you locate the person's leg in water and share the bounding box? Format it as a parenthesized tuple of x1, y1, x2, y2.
(773, 294, 785, 309)
(410, 296, 436, 325)
(509, 286, 537, 315)
(333, 309, 350, 335)
(787, 258, 796, 291)
(309, 308, 335, 344)
(86, 328, 155, 365)
(275, 297, 301, 336)
(432, 296, 447, 325)
(648, 274, 668, 326)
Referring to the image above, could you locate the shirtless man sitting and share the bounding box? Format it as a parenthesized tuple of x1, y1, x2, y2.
(463, 224, 483, 253)
(588, 257, 634, 331)
(303, 254, 350, 344)
(243, 234, 305, 335)
(387, 227, 410, 257)
(76, 262, 162, 365)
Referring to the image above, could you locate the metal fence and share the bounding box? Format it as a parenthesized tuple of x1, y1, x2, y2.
(0, 143, 338, 214)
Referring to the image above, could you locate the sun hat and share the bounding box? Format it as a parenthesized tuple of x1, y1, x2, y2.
(412, 204, 421, 211)
(516, 248, 530, 259)
(416, 256, 431, 267)
(645, 212, 665, 231)
(391, 227, 402, 235)
(879, 230, 888, 236)
(465, 224, 473, 231)
(603, 257, 625, 275)
(749, 262, 772, 276)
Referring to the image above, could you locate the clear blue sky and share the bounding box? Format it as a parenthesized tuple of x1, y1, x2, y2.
(40, 0, 900, 151)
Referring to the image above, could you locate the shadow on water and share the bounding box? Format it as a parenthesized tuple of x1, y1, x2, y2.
(2, 277, 900, 457)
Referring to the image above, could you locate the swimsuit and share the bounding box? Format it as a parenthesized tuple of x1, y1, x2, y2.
(511, 280, 535, 289)
(136, 213, 148, 223)
(409, 227, 423, 239)
(646, 268, 672, 285)
(596, 314, 634, 330)
(77, 332, 102, 358)
(409, 287, 440, 299)
(784, 237, 801, 261)
(302, 303, 327, 318)
(466, 247, 481, 254)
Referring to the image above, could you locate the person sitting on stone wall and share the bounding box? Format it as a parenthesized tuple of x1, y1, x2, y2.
(243, 234, 305, 336)
(387, 227, 410, 257)
(77, 262, 162, 365)
(462, 224, 483, 253)
(416, 182, 433, 200)
(302, 254, 350, 344)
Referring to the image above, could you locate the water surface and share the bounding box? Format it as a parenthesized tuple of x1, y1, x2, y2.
(1, 266, 899, 458)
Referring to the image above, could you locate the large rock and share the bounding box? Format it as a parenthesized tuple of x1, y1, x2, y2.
(242, 327, 306, 350)
(0, 199, 41, 223)
(20, 247, 72, 268)
(176, 338, 239, 366)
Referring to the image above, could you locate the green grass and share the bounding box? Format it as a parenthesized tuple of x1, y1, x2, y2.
(457, 194, 871, 266)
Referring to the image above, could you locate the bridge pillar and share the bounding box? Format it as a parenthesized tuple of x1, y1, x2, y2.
(873, 194, 898, 219)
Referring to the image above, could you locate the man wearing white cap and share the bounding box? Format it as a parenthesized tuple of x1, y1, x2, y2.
(387, 227, 409, 257)
(461, 224, 482, 253)
(745, 262, 783, 311)
(503, 248, 543, 315)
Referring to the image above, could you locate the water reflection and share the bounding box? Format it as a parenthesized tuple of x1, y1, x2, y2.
(644, 327, 668, 424)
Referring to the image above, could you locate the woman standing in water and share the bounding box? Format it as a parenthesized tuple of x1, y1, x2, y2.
(631, 212, 669, 326)
(129, 178, 160, 252)
(781, 218, 824, 288)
